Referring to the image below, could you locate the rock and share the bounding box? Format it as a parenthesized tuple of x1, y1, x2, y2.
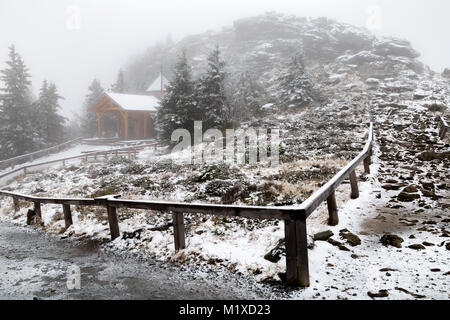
(408, 244, 426, 250)
(327, 239, 350, 251)
(367, 290, 389, 298)
(446, 242, 450, 251)
(417, 151, 450, 161)
(395, 287, 426, 298)
(264, 239, 285, 263)
(430, 268, 441, 272)
(339, 229, 361, 246)
(313, 230, 334, 241)
(397, 191, 420, 202)
(26, 209, 36, 225)
(380, 234, 404, 248)
(374, 38, 420, 58)
(402, 185, 419, 193)
(380, 268, 397, 272)
(149, 223, 173, 232)
(422, 242, 435, 247)
(419, 180, 434, 191)
(382, 184, 403, 191)
(121, 228, 144, 240)
(443, 68, 450, 79)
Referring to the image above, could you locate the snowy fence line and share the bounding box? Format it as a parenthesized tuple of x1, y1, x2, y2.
(0, 137, 85, 171)
(0, 142, 159, 186)
(438, 116, 448, 139)
(0, 124, 373, 287)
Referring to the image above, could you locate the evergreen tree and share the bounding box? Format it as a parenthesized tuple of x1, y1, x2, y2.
(111, 69, 128, 93)
(0, 45, 35, 159)
(277, 54, 316, 109)
(156, 50, 196, 142)
(230, 71, 265, 120)
(81, 78, 104, 137)
(196, 46, 229, 130)
(36, 80, 66, 146)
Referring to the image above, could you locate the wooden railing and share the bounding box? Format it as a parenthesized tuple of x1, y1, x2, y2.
(438, 116, 449, 140)
(0, 142, 159, 186)
(0, 137, 85, 171)
(0, 124, 373, 287)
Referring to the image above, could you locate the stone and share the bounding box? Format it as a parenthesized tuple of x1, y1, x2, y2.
(408, 244, 426, 250)
(339, 229, 361, 246)
(379, 268, 397, 272)
(313, 230, 334, 241)
(417, 151, 450, 161)
(121, 228, 144, 240)
(382, 184, 403, 191)
(419, 180, 434, 191)
(264, 239, 285, 263)
(422, 242, 434, 247)
(26, 209, 36, 225)
(443, 68, 450, 79)
(367, 290, 389, 298)
(402, 185, 418, 193)
(327, 239, 350, 251)
(397, 192, 420, 202)
(380, 234, 404, 248)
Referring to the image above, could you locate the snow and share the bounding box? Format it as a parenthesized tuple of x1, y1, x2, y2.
(146, 73, 169, 92)
(107, 92, 160, 112)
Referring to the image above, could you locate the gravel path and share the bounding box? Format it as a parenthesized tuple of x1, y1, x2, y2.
(0, 220, 278, 300)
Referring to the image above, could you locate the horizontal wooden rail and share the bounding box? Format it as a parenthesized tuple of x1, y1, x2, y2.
(0, 124, 374, 287)
(0, 137, 85, 170)
(299, 123, 373, 219)
(0, 142, 160, 185)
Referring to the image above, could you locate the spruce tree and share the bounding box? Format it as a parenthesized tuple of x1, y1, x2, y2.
(196, 46, 229, 130)
(156, 50, 196, 142)
(81, 78, 104, 137)
(277, 54, 316, 109)
(230, 71, 265, 120)
(111, 69, 128, 93)
(36, 80, 66, 146)
(0, 45, 35, 159)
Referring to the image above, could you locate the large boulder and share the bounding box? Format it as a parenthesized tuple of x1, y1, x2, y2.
(443, 68, 450, 79)
(374, 38, 420, 58)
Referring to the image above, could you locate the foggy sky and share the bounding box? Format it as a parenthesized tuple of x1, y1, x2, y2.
(1, 0, 449, 119)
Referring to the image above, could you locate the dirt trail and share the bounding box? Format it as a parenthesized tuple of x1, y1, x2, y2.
(0, 220, 277, 300)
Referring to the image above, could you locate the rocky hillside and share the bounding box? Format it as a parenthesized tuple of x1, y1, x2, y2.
(123, 12, 445, 105)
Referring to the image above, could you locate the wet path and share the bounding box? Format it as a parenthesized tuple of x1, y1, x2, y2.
(0, 221, 275, 300)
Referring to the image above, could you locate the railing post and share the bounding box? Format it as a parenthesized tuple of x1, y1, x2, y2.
(349, 170, 359, 199)
(440, 124, 447, 139)
(34, 202, 42, 225)
(284, 219, 309, 287)
(172, 212, 186, 251)
(13, 197, 19, 212)
(63, 204, 73, 229)
(106, 204, 120, 240)
(326, 191, 339, 226)
(363, 156, 370, 174)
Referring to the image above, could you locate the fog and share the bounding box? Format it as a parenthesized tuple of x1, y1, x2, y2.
(1, 0, 449, 119)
